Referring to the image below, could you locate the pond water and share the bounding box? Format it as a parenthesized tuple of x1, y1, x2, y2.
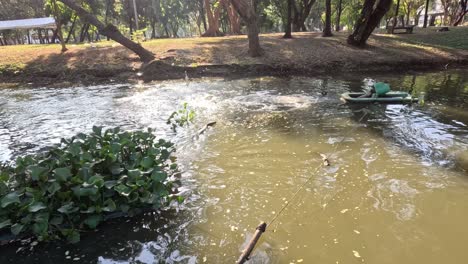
(0, 69, 467, 264)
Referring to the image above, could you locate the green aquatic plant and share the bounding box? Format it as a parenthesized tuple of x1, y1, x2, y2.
(167, 102, 196, 132)
(0, 127, 181, 243)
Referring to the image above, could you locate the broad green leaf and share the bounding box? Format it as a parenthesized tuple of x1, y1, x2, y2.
(136, 180, 146, 187)
(84, 214, 102, 229)
(57, 202, 78, 214)
(11, 223, 24, 235)
(128, 192, 139, 203)
(47, 182, 61, 195)
(92, 126, 102, 136)
(76, 133, 87, 140)
(1, 192, 20, 208)
(53, 167, 72, 182)
(20, 214, 32, 224)
(68, 143, 81, 156)
(80, 206, 96, 214)
(0, 219, 12, 229)
(28, 201, 47, 212)
(140, 157, 154, 169)
(50, 215, 63, 225)
(127, 169, 141, 179)
(84, 176, 104, 188)
(67, 229, 80, 243)
(32, 219, 48, 235)
(0, 181, 9, 196)
(110, 164, 124, 175)
(27, 165, 48, 181)
(104, 180, 117, 189)
(81, 152, 93, 162)
(151, 170, 167, 182)
(120, 204, 130, 213)
(77, 167, 91, 181)
(111, 142, 121, 153)
(114, 184, 132, 197)
(72, 186, 98, 197)
(102, 199, 116, 212)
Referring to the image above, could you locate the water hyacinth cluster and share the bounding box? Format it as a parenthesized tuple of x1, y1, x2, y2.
(0, 127, 181, 243)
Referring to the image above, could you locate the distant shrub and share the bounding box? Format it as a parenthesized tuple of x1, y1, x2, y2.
(0, 127, 181, 243)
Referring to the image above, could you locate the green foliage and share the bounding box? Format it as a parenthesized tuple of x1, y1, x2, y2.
(131, 28, 148, 43)
(167, 102, 196, 132)
(0, 127, 180, 243)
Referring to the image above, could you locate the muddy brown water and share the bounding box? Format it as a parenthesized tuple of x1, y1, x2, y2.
(0, 69, 467, 264)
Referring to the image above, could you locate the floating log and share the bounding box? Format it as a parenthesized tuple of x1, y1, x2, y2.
(236, 222, 267, 264)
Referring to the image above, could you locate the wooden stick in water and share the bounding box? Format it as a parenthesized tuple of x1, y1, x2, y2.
(198, 121, 217, 135)
(236, 222, 267, 264)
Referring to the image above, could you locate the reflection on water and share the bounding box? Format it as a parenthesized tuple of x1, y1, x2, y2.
(0, 69, 468, 264)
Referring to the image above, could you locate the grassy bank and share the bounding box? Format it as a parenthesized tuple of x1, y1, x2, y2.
(0, 27, 467, 86)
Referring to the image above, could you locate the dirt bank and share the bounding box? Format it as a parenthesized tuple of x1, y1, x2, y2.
(1, 28, 467, 87)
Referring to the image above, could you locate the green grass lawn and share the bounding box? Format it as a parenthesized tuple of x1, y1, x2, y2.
(378, 26, 468, 50)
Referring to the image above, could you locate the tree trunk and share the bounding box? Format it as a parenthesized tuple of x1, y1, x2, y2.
(221, 0, 242, 34)
(347, 0, 393, 47)
(202, 0, 223, 36)
(52, 0, 68, 52)
(452, 0, 468, 26)
(453, 11, 467, 26)
(65, 16, 77, 43)
(38, 29, 44, 44)
(414, 10, 422, 26)
(292, 0, 316, 32)
(199, 0, 208, 31)
(335, 0, 343, 31)
(230, 0, 262, 57)
(283, 0, 293, 38)
(423, 0, 430, 27)
(105, 0, 111, 40)
(79, 24, 89, 42)
(59, 0, 155, 62)
(323, 0, 333, 36)
(151, 20, 157, 38)
(405, 6, 411, 25)
(392, 0, 401, 30)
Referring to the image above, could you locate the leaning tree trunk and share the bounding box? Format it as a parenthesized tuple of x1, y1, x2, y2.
(59, 0, 154, 62)
(323, 0, 333, 36)
(283, 0, 293, 38)
(230, 0, 262, 57)
(347, 0, 393, 47)
(452, 0, 468, 26)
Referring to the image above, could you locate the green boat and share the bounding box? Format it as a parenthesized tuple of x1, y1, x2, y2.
(341, 82, 418, 104)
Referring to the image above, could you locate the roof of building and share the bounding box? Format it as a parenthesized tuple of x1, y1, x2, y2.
(0, 17, 56, 31)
